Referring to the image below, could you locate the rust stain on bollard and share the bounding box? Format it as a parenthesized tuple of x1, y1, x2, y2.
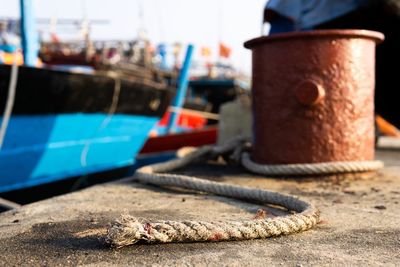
(244, 30, 384, 164)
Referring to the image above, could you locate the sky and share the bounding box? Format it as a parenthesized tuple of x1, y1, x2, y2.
(0, 0, 267, 74)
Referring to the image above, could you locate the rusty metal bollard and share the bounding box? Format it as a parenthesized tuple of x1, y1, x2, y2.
(244, 30, 384, 165)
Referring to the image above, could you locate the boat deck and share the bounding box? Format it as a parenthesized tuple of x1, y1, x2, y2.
(0, 137, 399, 266)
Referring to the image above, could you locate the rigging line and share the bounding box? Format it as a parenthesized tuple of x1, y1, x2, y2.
(137, 0, 147, 38)
(0, 52, 19, 150)
(81, 0, 88, 19)
(217, 0, 224, 63)
(218, 0, 224, 43)
(0, 197, 21, 211)
(80, 73, 121, 167)
(155, 0, 165, 42)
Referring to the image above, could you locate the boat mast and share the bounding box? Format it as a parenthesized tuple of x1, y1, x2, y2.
(19, 0, 39, 66)
(217, 0, 223, 63)
(167, 45, 195, 133)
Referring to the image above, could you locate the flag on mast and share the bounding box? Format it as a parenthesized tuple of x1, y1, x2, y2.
(219, 43, 231, 58)
(201, 46, 212, 57)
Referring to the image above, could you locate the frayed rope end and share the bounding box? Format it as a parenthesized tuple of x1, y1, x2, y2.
(105, 215, 149, 248)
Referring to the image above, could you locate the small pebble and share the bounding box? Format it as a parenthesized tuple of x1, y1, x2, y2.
(332, 198, 343, 204)
(343, 188, 356, 195)
(374, 205, 386, 210)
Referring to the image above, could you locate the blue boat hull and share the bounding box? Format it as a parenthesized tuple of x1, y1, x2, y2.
(0, 65, 174, 193)
(0, 114, 158, 193)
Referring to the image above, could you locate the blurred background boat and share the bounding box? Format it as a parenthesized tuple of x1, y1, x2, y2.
(0, 1, 175, 196)
(0, 0, 250, 205)
(136, 61, 250, 167)
(0, 62, 173, 193)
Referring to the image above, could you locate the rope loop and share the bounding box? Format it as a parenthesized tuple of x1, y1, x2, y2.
(106, 137, 383, 247)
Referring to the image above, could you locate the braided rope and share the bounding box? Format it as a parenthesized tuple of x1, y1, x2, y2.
(241, 153, 384, 176)
(106, 170, 320, 247)
(106, 137, 383, 247)
(106, 140, 319, 247)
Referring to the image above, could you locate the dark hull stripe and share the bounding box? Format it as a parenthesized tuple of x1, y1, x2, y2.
(0, 65, 174, 117)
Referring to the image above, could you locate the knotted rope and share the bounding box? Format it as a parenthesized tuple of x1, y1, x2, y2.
(106, 137, 382, 247)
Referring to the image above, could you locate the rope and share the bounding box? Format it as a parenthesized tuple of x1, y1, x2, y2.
(0, 197, 21, 211)
(106, 137, 383, 247)
(241, 153, 384, 176)
(80, 74, 121, 167)
(0, 52, 18, 149)
(105, 139, 315, 247)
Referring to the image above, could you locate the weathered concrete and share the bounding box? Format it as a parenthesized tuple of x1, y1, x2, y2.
(0, 139, 400, 266)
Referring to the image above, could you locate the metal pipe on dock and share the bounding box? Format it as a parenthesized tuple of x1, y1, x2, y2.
(19, 0, 39, 66)
(167, 44, 194, 133)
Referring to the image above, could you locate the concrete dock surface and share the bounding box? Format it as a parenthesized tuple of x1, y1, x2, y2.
(0, 138, 399, 266)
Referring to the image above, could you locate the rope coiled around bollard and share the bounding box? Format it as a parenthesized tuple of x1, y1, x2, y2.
(106, 137, 383, 247)
(241, 153, 384, 176)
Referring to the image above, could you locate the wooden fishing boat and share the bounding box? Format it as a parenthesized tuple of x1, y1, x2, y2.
(135, 77, 249, 166)
(136, 126, 218, 167)
(0, 64, 173, 193)
(187, 78, 248, 116)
